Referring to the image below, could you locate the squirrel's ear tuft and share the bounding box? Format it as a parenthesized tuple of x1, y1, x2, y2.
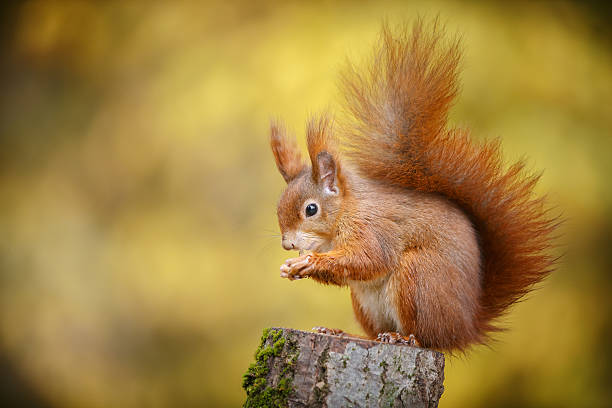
(315, 151, 340, 195)
(307, 114, 334, 179)
(270, 121, 305, 183)
(307, 114, 344, 195)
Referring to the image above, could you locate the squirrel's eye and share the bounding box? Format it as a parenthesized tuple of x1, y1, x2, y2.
(305, 203, 318, 217)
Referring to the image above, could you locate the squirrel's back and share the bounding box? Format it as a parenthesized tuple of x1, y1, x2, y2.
(340, 19, 559, 341)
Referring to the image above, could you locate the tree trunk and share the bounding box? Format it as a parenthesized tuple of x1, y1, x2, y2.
(242, 327, 445, 408)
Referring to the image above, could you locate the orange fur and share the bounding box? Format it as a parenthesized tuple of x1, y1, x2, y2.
(272, 19, 558, 351)
(270, 121, 305, 183)
(340, 19, 558, 340)
(350, 290, 379, 336)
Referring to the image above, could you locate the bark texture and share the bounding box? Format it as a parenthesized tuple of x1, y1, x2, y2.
(243, 328, 445, 408)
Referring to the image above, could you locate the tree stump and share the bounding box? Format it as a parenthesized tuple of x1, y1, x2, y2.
(242, 327, 445, 408)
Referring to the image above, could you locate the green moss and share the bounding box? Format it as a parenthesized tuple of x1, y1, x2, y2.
(341, 355, 349, 369)
(379, 356, 398, 407)
(242, 328, 298, 408)
(382, 384, 400, 408)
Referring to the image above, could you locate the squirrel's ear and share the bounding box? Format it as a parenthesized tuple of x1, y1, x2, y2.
(270, 121, 305, 183)
(315, 151, 340, 195)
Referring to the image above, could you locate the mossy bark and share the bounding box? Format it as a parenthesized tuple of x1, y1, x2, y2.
(242, 328, 445, 408)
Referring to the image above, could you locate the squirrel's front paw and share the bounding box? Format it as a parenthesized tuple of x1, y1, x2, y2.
(280, 254, 313, 281)
(313, 326, 345, 337)
(376, 332, 421, 347)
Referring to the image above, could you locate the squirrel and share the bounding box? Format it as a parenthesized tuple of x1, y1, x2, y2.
(269, 19, 558, 351)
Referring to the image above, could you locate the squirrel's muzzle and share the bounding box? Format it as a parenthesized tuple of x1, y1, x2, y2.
(281, 236, 296, 251)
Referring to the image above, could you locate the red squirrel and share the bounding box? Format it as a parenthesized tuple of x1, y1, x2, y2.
(270, 20, 558, 351)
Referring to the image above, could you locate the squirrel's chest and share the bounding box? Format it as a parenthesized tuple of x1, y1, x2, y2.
(348, 275, 402, 333)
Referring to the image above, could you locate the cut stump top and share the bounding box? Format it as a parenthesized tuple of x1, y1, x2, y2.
(243, 327, 445, 408)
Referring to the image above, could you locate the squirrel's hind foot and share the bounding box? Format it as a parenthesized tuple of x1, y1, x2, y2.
(377, 332, 421, 347)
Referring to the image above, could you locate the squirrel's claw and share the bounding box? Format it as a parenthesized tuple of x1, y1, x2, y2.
(376, 332, 421, 347)
(280, 254, 313, 280)
(313, 326, 345, 337)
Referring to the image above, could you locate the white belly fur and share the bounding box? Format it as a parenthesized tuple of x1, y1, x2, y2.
(348, 274, 402, 333)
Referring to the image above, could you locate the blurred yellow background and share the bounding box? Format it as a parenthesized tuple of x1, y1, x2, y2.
(0, 1, 610, 407)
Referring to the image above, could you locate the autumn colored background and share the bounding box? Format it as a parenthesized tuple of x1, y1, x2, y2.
(0, 1, 610, 407)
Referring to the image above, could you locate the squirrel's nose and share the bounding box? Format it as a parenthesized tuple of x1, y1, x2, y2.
(281, 238, 295, 251)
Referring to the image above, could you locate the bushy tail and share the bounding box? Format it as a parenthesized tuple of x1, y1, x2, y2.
(340, 19, 559, 336)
